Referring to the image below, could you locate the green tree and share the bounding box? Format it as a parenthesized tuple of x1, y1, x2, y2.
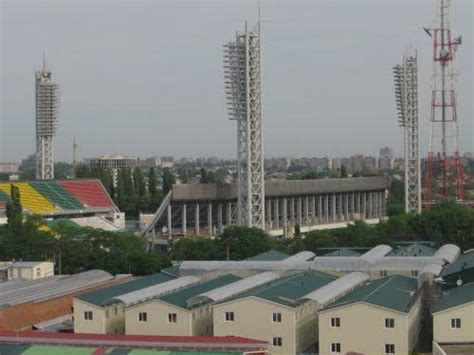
(6, 184, 23, 234)
(162, 168, 176, 194)
(340, 165, 348, 178)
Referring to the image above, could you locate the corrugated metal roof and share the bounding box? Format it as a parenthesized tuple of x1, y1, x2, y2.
(388, 243, 437, 257)
(76, 273, 174, 307)
(158, 275, 241, 310)
(433, 244, 461, 264)
(113, 276, 200, 306)
(0, 270, 115, 310)
(300, 272, 369, 306)
(360, 245, 392, 260)
(434, 282, 474, 313)
(441, 250, 473, 277)
(283, 251, 316, 262)
(322, 275, 419, 313)
(322, 248, 362, 257)
(245, 250, 290, 261)
(187, 272, 280, 306)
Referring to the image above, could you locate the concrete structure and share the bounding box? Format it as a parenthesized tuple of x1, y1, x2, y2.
(74, 273, 174, 335)
(224, 22, 265, 229)
(86, 155, 140, 170)
(433, 282, 474, 345)
(35, 56, 60, 180)
(0, 162, 20, 174)
(0, 270, 129, 330)
(394, 52, 421, 213)
(144, 176, 390, 244)
(318, 275, 421, 355)
(0, 261, 54, 281)
(125, 275, 240, 337)
(0, 331, 269, 354)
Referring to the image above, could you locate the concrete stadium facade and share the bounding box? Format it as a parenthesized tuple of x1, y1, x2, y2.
(143, 176, 390, 246)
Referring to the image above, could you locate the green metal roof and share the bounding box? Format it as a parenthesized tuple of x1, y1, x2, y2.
(245, 250, 290, 261)
(388, 243, 437, 257)
(221, 272, 336, 308)
(441, 250, 474, 278)
(323, 248, 362, 257)
(161, 264, 181, 277)
(46, 219, 80, 229)
(434, 282, 474, 313)
(76, 273, 175, 307)
(324, 275, 418, 313)
(314, 247, 370, 256)
(159, 274, 241, 310)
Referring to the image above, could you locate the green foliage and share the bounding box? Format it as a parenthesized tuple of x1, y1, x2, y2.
(162, 168, 176, 194)
(340, 165, 348, 178)
(6, 184, 23, 234)
(171, 237, 222, 260)
(200, 168, 217, 183)
(20, 168, 36, 181)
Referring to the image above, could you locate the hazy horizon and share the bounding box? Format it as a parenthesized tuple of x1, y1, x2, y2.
(1, 0, 472, 163)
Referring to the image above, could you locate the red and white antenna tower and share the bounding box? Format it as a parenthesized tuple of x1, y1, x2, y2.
(423, 0, 464, 206)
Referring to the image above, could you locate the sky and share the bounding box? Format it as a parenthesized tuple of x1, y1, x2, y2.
(0, 0, 472, 162)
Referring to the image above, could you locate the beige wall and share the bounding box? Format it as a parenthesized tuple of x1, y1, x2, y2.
(319, 300, 421, 355)
(74, 300, 125, 335)
(125, 300, 193, 336)
(213, 297, 298, 354)
(4, 262, 54, 281)
(433, 302, 474, 343)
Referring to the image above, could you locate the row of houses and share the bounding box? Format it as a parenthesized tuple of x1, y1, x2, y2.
(73, 246, 474, 354)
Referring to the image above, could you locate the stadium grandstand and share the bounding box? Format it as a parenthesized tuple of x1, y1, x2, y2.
(0, 178, 124, 230)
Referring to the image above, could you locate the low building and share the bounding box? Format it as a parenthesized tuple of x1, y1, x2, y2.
(318, 275, 421, 355)
(439, 249, 474, 286)
(0, 261, 54, 281)
(0, 270, 129, 330)
(213, 272, 337, 354)
(74, 272, 174, 335)
(125, 274, 240, 336)
(433, 282, 474, 345)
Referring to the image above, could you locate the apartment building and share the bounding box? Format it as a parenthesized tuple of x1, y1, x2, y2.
(318, 275, 421, 355)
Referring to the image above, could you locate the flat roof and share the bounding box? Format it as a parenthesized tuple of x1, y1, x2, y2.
(219, 271, 336, 308)
(77, 273, 174, 308)
(322, 275, 419, 313)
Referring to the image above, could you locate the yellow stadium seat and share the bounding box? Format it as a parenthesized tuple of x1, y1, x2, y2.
(0, 183, 57, 213)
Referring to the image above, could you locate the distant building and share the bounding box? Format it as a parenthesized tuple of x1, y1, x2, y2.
(379, 146, 395, 171)
(0, 162, 20, 174)
(318, 275, 422, 355)
(141, 156, 162, 168)
(0, 261, 54, 281)
(86, 155, 139, 170)
(20, 154, 36, 171)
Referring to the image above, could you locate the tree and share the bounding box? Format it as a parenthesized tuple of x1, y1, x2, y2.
(162, 168, 176, 194)
(340, 165, 348, 178)
(6, 184, 23, 234)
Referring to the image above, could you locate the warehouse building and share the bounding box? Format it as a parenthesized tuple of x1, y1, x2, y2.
(432, 282, 474, 346)
(213, 272, 337, 354)
(318, 275, 421, 355)
(0, 270, 129, 330)
(74, 272, 174, 334)
(125, 274, 240, 337)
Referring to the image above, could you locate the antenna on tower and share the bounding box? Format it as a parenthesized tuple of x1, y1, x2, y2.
(72, 137, 78, 178)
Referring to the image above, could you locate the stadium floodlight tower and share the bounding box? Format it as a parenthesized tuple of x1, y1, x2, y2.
(393, 52, 421, 214)
(223, 21, 265, 229)
(35, 55, 60, 180)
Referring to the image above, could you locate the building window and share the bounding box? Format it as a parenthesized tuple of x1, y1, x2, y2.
(84, 311, 93, 320)
(380, 270, 388, 277)
(225, 312, 234, 322)
(272, 312, 282, 323)
(385, 318, 395, 328)
(411, 270, 419, 277)
(451, 318, 461, 328)
(272, 337, 283, 347)
(138, 312, 148, 322)
(385, 344, 395, 354)
(168, 313, 177, 323)
(36, 268, 41, 277)
(331, 317, 341, 327)
(331, 343, 341, 354)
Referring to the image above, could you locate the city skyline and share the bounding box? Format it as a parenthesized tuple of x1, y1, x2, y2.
(1, 0, 472, 162)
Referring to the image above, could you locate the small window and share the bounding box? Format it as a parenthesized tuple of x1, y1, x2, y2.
(36, 268, 41, 277)
(331, 343, 341, 354)
(451, 318, 461, 328)
(272, 312, 282, 323)
(385, 318, 395, 328)
(331, 317, 341, 327)
(385, 344, 395, 354)
(411, 270, 419, 277)
(225, 311, 234, 322)
(168, 313, 177, 323)
(138, 312, 148, 322)
(272, 337, 283, 347)
(380, 270, 388, 277)
(84, 311, 93, 320)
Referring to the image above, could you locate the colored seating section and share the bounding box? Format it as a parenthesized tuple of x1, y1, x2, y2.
(0, 182, 57, 213)
(0, 179, 114, 214)
(30, 181, 83, 210)
(59, 180, 114, 209)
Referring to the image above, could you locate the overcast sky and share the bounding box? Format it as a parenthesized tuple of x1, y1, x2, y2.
(1, 0, 472, 162)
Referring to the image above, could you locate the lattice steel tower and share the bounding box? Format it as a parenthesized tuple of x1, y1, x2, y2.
(423, 0, 464, 204)
(394, 52, 421, 214)
(223, 22, 265, 228)
(35, 56, 60, 180)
